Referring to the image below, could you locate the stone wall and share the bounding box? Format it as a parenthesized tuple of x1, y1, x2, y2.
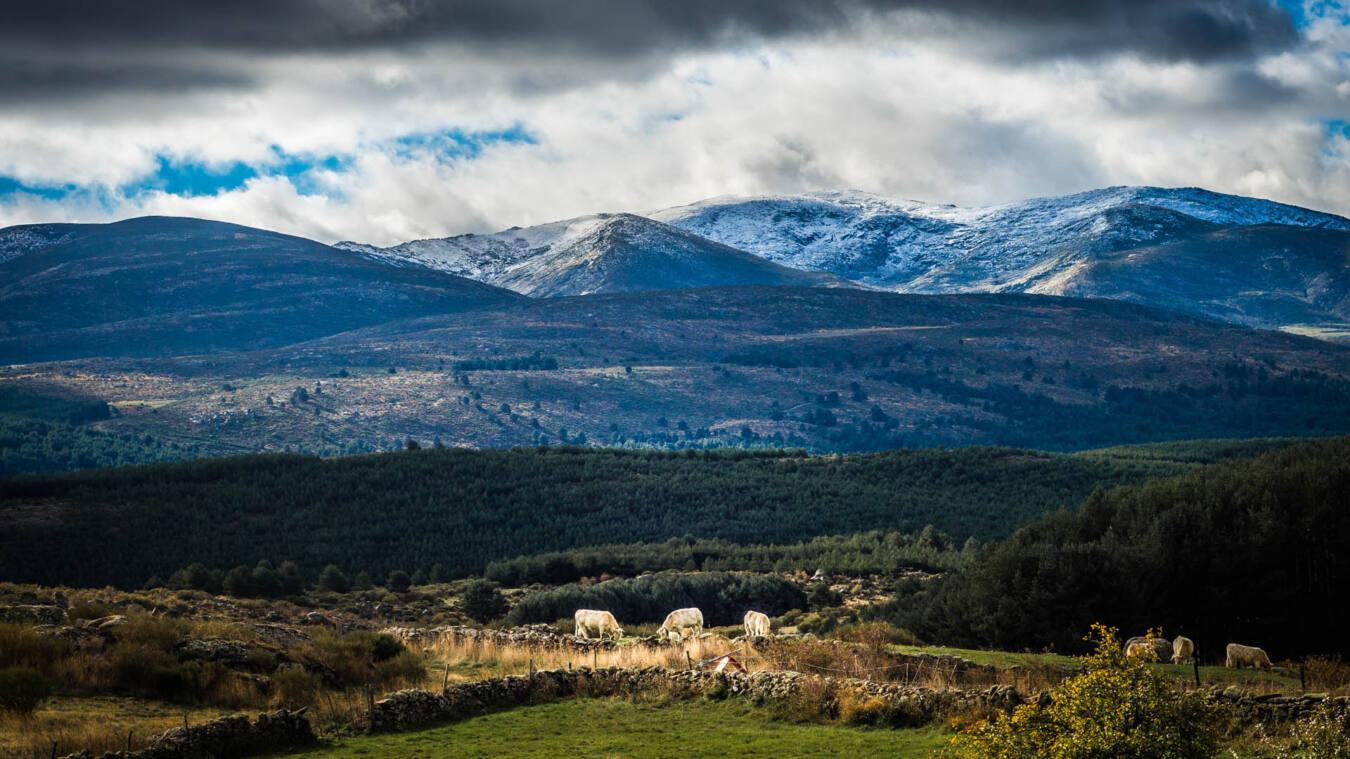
(57, 710, 313, 759)
(369, 666, 1022, 732)
(370, 666, 1350, 734)
(383, 624, 647, 651)
(1205, 686, 1350, 724)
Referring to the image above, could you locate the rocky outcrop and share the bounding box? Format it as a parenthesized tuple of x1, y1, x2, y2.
(177, 638, 253, 666)
(369, 666, 1022, 732)
(0, 604, 67, 625)
(57, 709, 313, 759)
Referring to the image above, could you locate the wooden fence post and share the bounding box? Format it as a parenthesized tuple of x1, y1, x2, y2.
(686, 651, 694, 671)
(1193, 656, 1200, 688)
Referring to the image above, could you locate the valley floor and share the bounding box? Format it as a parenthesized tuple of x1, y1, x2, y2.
(283, 699, 950, 759)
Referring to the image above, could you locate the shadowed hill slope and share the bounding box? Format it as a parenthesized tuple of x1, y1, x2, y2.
(0, 216, 519, 363)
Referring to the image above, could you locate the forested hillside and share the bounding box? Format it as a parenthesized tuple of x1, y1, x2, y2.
(0, 386, 199, 475)
(0, 441, 1281, 589)
(889, 437, 1350, 658)
(11, 286, 1350, 464)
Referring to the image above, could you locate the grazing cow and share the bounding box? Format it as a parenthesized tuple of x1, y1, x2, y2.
(1124, 636, 1172, 661)
(1172, 636, 1195, 665)
(573, 609, 623, 641)
(1226, 643, 1272, 670)
(1125, 640, 1153, 660)
(743, 610, 771, 638)
(657, 607, 704, 640)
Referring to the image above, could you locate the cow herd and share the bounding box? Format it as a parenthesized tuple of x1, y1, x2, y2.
(573, 607, 772, 641)
(1123, 634, 1274, 670)
(574, 609, 1276, 673)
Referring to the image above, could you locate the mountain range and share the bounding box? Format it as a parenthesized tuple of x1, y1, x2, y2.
(2, 185, 1349, 469)
(339, 185, 1350, 335)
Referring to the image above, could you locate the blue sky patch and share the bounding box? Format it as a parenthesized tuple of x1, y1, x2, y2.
(0, 124, 534, 206)
(0, 176, 76, 201)
(389, 124, 536, 163)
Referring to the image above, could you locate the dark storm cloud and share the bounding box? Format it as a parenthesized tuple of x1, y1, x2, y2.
(0, 0, 1301, 98)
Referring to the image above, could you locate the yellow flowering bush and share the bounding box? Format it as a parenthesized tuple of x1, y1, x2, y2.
(938, 624, 1218, 759)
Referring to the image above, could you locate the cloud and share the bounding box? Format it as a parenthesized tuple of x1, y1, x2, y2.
(0, 1, 1345, 245)
(0, 1, 1301, 101)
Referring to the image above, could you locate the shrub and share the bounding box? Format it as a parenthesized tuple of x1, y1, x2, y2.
(0, 623, 68, 672)
(461, 580, 508, 623)
(782, 677, 838, 722)
(318, 565, 350, 593)
(386, 570, 412, 593)
(1304, 656, 1350, 694)
(114, 614, 188, 651)
(837, 690, 891, 726)
(508, 571, 806, 626)
(67, 602, 120, 622)
(0, 667, 51, 714)
(301, 630, 407, 688)
(374, 651, 426, 688)
(1266, 705, 1350, 758)
(273, 667, 321, 709)
(939, 624, 1219, 759)
(109, 642, 186, 699)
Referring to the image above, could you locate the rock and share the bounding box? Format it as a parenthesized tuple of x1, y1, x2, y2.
(178, 638, 252, 666)
(250, 623, 309, 647)
(0, 604, 68, 625)
(86, 614, 128, 631)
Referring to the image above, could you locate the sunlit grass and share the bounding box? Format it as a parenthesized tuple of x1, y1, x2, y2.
(284, 698, 951, 759)
(0, 696, 238, 759)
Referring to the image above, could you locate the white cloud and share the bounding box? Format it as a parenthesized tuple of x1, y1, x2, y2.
(2, 20, 1348, 245)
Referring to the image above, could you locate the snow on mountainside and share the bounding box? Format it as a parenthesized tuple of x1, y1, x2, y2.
(651, 186, 1350, 290)
(492, 213, 853, 296)
(339, 213, 855, 296)
(0, 223, 80, 263)
(335, 215, 609, 281)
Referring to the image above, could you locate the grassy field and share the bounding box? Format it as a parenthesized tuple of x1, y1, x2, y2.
(0, 697, 238, 759)
(285, 699, 951, 759)
(894, 645, 1300, 689)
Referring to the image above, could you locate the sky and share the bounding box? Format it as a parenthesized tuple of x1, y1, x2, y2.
(0, 0, 1347, 245)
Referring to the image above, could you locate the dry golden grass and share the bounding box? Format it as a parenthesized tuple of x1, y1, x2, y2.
(413, 633, 773, 684)
(0, 697, 237, 759)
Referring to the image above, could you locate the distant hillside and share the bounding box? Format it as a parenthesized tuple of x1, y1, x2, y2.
(1036, 224, 1350, 331)
(0, 440, 1298, 589)
(653, 186, 1350, 333)
(894, 436, 1350, 658)
(341, 213, 853, 296)
(0, 216, 518, 363)
(492, 214, 852, 296)
(5, 286, 1349, 466)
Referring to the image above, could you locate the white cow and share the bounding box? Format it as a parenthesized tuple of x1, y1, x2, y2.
(743, 610, 771, 637)
(573, 609, 623, 641)
(1226, 643, 1272, 670)
(657, 607, 704, 640)
(1172, 636, 1196, 665)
